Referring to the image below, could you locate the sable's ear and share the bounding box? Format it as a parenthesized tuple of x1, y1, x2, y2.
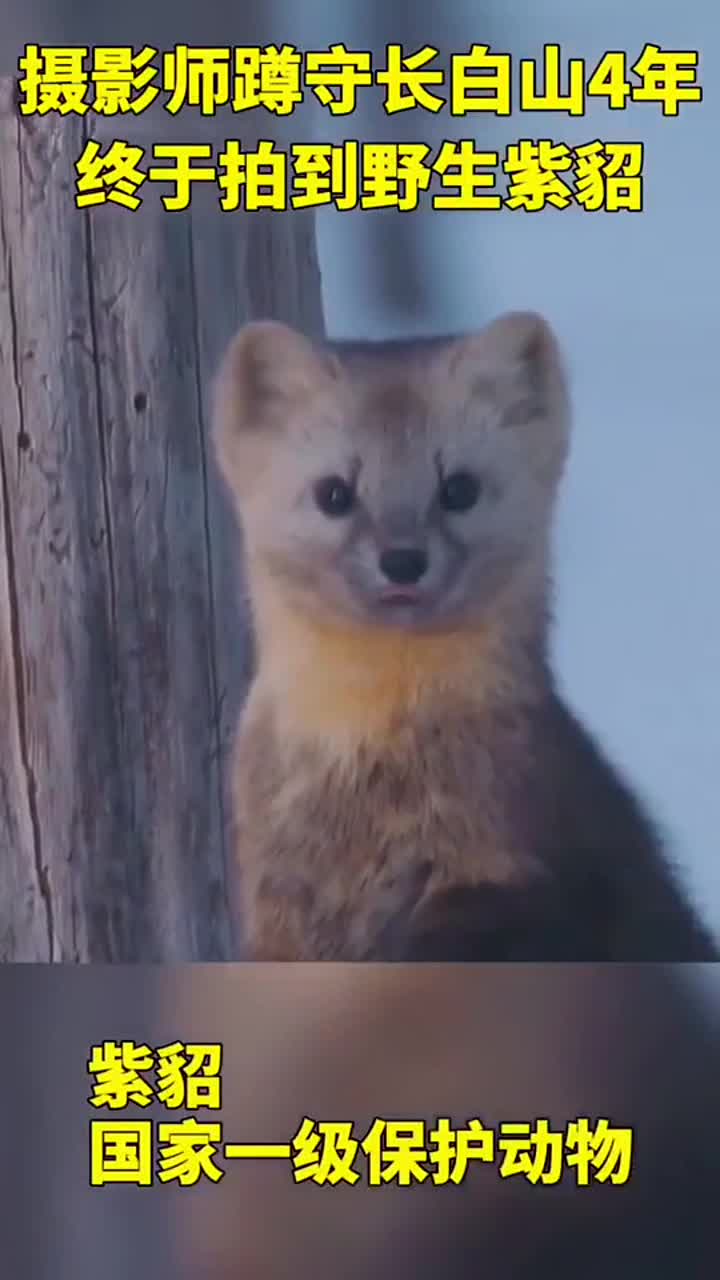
(213, 320, 338, 442)
(449, 310, 571, 438)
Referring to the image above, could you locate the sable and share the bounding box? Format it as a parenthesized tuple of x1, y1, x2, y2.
(214, 313, 716, 961)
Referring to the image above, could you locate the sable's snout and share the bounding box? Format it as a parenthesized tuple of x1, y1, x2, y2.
(379, 546, 429, 585)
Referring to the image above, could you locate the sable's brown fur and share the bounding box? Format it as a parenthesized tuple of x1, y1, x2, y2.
(235, 680, 541, 959)
(213, 313, 717, 961)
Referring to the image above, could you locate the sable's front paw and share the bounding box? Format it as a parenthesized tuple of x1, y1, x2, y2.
(242, 929, 307, 961)
(243, 872, 316, 959)
(382, 880, 597, 962)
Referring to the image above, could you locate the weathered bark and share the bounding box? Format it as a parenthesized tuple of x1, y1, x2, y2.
(0, 78, 325, 960)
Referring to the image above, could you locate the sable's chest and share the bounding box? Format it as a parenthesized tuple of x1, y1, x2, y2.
(238, 722, 522, 889)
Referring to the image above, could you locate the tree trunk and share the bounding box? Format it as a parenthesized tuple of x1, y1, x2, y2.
(0, 77, 325, 961)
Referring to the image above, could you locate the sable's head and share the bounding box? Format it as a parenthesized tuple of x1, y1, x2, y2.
(213, 313, 571, 632)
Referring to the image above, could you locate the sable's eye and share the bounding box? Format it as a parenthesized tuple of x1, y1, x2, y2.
(314, 474, 356, 517)
(438, 469, 481, 513)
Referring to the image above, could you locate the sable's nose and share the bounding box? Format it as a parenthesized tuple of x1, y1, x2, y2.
(379, 546, 428, 585)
